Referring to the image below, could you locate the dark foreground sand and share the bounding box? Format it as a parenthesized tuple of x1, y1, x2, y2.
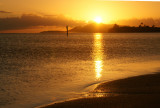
(41, 72, 160, 108)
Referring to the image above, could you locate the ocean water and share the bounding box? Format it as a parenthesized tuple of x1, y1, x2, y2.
(0, 33, 160, 108)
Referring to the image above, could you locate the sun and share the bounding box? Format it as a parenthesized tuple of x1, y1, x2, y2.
(94, 17, 102, 23)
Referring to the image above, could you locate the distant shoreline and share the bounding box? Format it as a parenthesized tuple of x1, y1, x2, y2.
(40, 31, 66, 34)
(69, 23, 160, 33)
(40, 31, 160, 34)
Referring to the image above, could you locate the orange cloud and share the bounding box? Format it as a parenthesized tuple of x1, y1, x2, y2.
(0, 10, 12, 13)
(0, 14, 85, 32)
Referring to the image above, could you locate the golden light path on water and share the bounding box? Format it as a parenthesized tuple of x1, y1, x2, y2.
(93, 33, 104, 80)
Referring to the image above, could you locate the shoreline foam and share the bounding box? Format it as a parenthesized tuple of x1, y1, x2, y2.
(38, 72, 160, 108)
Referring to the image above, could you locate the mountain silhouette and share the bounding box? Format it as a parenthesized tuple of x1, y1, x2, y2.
(70, 23, 160, 33)
(40, 23, 160, 33)
(70, 23, 113, 33)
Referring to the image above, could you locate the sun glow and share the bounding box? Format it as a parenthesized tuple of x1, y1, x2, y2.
(94, 17, 102, 23)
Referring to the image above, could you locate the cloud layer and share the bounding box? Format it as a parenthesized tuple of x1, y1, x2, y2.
(0, 14, 85, 31)
(0, 10, 12, 13)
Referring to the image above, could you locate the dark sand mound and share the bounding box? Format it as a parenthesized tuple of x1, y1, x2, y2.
(41, 72, 160, 108)
(95, 73, 160, 94)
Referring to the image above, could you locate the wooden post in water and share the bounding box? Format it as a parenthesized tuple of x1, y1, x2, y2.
(66, 25, 68, 37)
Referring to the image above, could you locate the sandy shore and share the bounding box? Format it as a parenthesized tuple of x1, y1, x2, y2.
(40, 72, 160, 108)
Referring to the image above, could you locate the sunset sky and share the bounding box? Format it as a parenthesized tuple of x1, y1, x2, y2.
(1, 0, 160, 33)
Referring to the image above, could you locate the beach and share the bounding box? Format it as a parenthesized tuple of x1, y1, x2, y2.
(41, 72, 160, 108)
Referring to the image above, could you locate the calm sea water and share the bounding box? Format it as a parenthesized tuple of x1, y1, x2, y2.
(0, 33, 160, 108)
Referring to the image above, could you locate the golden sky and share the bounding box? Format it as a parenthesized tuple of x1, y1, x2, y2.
(1, 0, 160, 32)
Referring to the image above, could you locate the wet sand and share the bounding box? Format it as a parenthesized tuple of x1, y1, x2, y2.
(40, 72, 160, 108)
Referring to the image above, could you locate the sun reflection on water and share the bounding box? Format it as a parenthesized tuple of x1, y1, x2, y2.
(93, 33, 104, 80)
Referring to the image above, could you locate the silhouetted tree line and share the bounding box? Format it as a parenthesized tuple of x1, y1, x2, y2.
(108, 23, 160, 33)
